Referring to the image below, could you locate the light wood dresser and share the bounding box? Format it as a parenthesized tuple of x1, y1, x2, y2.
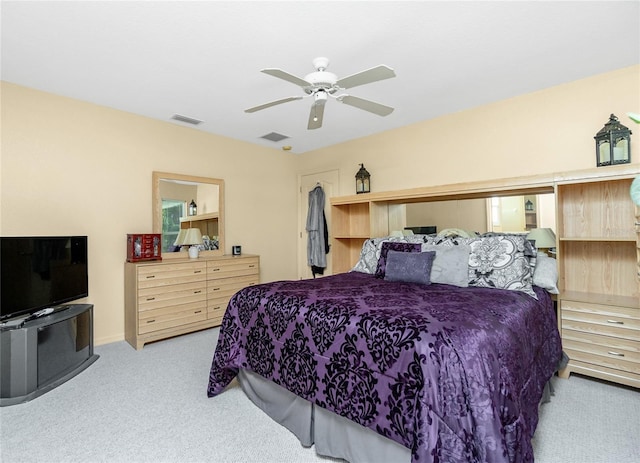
(125, 254, 259, 349)
(556, 174, 639, 388)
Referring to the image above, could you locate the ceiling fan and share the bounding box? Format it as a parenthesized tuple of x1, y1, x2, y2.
(245, 57, 396, 130)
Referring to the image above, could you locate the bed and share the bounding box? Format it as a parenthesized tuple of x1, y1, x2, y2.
(207, 233, 563, 463)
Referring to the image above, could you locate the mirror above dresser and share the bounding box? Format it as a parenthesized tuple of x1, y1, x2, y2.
(152, 171, 225, 258)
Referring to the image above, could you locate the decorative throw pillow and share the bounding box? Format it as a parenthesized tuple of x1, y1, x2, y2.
(421, 244, 471, 287)
(351, 236, 404, 274)
(375, 241, 422, 278)
(460, 235, 537, 299)
(533, 253, 559, 294)
(481, 232, 538, 269)
(351, 238, 379, 274)
(384, 250, 436, 285)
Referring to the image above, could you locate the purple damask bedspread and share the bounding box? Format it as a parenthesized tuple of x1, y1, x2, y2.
(207, 272, 562, 463)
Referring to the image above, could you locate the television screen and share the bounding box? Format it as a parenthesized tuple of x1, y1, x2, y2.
(1, 236, 88, 321)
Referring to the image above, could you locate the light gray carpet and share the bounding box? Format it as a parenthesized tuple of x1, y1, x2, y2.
(1, 328, 638, 463)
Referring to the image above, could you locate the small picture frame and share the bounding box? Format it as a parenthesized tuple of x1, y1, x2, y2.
(232, 245, 242, 256)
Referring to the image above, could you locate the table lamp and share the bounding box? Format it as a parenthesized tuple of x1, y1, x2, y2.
(176, 228, 203, 258)
(526, 228, 557, 256)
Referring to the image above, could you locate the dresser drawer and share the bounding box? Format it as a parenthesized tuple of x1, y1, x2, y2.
(138, 301, 207, 334)
(563, 329, 640, 353)
(207, 274, 260, 320)
(207, 274, 259, 299)
(207, 257, 259, 279)
(138, 281, 206, 311)
(137, 262, 207, 289)
(561, 300, 639, 340)
(563, 337, 640, 375)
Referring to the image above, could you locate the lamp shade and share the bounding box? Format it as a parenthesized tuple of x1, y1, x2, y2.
(526, 228, 556, 249)
(173, 229, 188, 246)
(182, 228, 203, 246)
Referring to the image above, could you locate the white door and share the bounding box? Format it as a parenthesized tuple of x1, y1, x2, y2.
(298, 170, 340, 280)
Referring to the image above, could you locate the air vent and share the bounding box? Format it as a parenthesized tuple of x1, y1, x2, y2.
(171, 114, 203, 125)
(260, 132, 289, 142)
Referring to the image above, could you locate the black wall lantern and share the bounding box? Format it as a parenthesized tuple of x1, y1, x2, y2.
(188, 199, 197, 216)
(355, 163, 371, 194)
(595, 114, 631, 167)
(525, 199, 534, 212)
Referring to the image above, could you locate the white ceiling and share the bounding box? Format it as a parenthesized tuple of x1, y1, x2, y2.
(2, 1, 639, 154)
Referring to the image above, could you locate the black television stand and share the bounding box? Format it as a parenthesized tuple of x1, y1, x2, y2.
(0, 304, 99, 406)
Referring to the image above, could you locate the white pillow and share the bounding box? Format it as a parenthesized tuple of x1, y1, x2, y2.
(533, 253, 559, 294)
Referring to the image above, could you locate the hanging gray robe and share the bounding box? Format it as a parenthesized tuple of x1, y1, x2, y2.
(306, 185, 327, 273)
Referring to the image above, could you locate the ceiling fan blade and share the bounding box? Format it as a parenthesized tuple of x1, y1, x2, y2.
(338, 95, 394, 116)
(307, 100, 325, 130)
(244, 96, 303, 113)
(261, 68, 311, 87)
(335, 65, 396, 89)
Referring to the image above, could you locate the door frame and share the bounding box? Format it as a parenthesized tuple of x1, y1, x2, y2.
(298, 170, 340, 280)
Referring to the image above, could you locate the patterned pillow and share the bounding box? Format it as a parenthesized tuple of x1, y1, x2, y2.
(459, 235, 537, 299)
(481, 232, 538, 269)
(350, 236, 413, 274)
(351, 238, 378, 274)
(375, 241, 422, 278)
(384, 250, 436, 285)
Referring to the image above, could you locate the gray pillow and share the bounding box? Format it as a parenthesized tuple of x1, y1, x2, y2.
(421, 244, 471, 287)
(384, 250, 435, 285)
(375, 241, 422, 278)
(533, 253, 559, 294)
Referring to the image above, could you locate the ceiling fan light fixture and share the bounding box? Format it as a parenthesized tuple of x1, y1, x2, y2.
(246, 56, 396, 129)
(314, 91, 328, 103)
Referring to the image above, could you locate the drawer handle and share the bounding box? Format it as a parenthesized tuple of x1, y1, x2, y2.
(213, 306, 221, 310)
(195, 310, 202, 314)
(212, 287, 220, 291)
(146, 297, 155, 301)
(608, 351, 625, 357)
(146, 275, 156, 279)
(606, 320, 624, 325)
(146, 319, 155, 324)
(212, 268, 221, 272)
(194, 270, 202, 274)
(248, 265, 255, 268)
(194, 290, 202, 294)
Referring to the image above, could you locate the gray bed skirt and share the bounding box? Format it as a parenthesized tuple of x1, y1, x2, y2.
(238, 369, 556, 463)
(239, 369, 414, 462)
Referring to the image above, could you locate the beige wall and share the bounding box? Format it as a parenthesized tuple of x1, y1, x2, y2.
(1, 82, 298, 344)
(295, 65, 640, 194)
(2, 64, 638, 345)
(405, 199, 488, 233)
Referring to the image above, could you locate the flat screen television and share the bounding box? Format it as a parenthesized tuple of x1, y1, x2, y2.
(1, 236, 88, 321)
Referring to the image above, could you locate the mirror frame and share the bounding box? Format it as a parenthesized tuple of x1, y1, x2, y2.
(152, 171, 225, 258)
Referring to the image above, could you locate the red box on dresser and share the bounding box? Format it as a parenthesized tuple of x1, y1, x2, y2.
(126, 234, 162, 262)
